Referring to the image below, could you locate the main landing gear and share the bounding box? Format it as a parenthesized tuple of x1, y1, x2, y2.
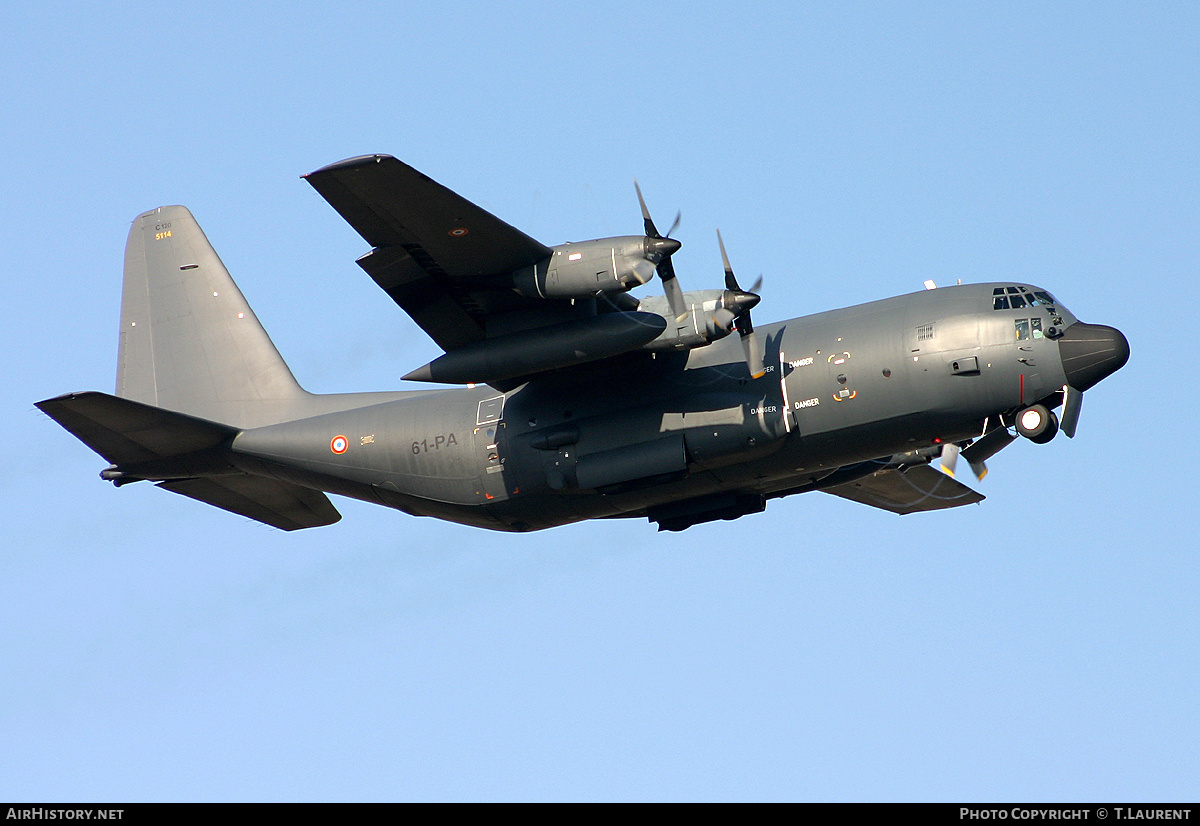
(1016, 404, 1059, 444)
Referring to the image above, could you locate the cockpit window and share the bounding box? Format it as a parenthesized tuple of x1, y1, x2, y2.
(1014, 318, 1047, 341)
(993, 285, 1060, 312)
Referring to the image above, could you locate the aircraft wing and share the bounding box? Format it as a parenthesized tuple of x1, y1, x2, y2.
(304, 155, 555, 352)
(820, 463, 984, 515)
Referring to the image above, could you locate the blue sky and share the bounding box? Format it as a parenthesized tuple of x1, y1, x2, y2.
(3, 1, 1195, 801)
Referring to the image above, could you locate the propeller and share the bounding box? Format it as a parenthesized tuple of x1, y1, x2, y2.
(1060, 384, 1083, 438)
(936, 425, 1018, 482)
(634, 180, 687, 320)
(937, 442, 961, 478)
(716, 229, 765, 379)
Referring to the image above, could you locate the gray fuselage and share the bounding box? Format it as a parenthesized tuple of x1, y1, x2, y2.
(229, 282, 1084, 531)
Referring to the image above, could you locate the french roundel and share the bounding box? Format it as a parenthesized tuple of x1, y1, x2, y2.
(330, 435, 349, 454)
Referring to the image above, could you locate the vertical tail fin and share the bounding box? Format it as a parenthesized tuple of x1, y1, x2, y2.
(117, 206, 306, 427)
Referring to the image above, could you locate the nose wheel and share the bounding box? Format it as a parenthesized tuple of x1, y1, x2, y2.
(1016, 404, 1059, 444)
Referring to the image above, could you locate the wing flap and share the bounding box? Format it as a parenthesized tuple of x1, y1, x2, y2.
(355, 245, 486, 351)
(821, 464, 984, 515)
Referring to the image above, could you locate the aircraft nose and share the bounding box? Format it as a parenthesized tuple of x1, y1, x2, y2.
(1057, 322, 1130, 390)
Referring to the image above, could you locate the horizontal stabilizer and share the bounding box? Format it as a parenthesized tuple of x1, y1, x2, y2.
(821, 463, 984, 515)
(37, 391, 341, 531)
(36, 391, 236, 466)
(158, 476, 340, 531)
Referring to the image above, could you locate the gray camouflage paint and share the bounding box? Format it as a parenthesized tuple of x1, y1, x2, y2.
(39, 173, 1129, 533)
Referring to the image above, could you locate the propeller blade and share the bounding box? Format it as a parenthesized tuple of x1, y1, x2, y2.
(968, 459, 989, 481)
(737, 309, 756, 337)
(634, 179, 659, 238)
(659, 256, 688, 320)
(960, 426, 1017, 481)
(938, 442, 960, 478)
(629, 258, 657, 286)
(717, 232, 763, 293)
(717, 229, 738, 291)
(717, 231, 762, 319)
(664, 210, 681, 239)
(742, 326, 765, 379)
(711, 308, 737, 332)
(1060, 384, 1084, 438)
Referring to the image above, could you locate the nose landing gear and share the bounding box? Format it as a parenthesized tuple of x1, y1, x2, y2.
(1016, 404, 1059, 444)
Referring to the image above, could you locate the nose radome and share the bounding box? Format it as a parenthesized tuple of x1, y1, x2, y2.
(1058, 323, 1130, 391)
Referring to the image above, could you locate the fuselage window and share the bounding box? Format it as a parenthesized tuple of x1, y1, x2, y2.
(1015, 319, 1031, 341)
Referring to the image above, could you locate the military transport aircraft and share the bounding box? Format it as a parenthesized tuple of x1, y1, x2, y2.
(37, 155, 1129, 532)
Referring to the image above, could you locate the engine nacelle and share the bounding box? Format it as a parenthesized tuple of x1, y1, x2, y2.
(513, 236, 655, 299)
(639, 289, 736, 351)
